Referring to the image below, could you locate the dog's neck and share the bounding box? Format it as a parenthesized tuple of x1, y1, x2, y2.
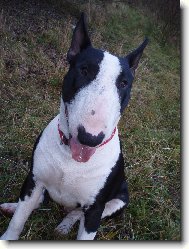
(59, 98, 69, 139)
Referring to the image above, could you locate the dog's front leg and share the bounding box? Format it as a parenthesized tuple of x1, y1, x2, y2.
(0, 182, 44, 240)
(77, 203, 104, 240)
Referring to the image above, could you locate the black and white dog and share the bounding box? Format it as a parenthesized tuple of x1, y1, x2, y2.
(0, 13, 148, 240)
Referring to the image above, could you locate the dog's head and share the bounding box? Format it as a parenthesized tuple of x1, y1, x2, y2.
(62, 13, 148, 162)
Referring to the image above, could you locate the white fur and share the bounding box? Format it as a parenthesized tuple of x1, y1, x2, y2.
(33, 114, 120, 209)
(0, 203, 18, 215)
(55, 210, 82, 235)
(102, 199, 125, 218)
(54, 199, 125, 237)
(63, 51, 122, 140)
(77, 213, 96, 240)
(1, 51, 124, 241)
(35, 52, 122, 210)
(1, 184, 43, 240)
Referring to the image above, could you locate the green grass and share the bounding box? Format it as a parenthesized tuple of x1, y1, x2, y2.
(0, 1, 180, 240)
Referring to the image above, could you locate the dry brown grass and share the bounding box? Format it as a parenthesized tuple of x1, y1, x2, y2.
(0, 0, 180, 240)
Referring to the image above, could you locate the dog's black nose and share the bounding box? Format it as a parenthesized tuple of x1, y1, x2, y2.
(77, 125, 105, 147)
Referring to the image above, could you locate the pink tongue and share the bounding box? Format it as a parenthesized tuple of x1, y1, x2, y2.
(69, 137, 96, 163)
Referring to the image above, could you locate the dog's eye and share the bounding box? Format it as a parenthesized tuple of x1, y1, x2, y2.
(118, 80, 128, 88)
(80, 66, 88, 77)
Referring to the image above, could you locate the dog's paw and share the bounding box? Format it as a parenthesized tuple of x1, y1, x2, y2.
(54, 218, 73, 235)
(0, 232, 9, 240)
(55, 210, 82, 235)
(0, 231, 19, 240)
(0, 233, 7, 240)
(0, 203, 17, 217)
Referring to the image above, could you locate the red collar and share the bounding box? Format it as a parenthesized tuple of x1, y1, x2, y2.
(58, 123, 117, 148)
(58, 123, 69, 145)
(97, 127, 117, 148)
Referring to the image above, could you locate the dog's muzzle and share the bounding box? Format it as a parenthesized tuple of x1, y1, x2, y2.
(58, 122, 117, 163)
(58, 105, 117, 163)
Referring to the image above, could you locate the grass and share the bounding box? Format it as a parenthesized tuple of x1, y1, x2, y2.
(0, 0, 180, 240)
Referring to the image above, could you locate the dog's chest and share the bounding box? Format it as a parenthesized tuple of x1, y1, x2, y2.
(45, 166, 109, 208)
(33, 115, 120, 209)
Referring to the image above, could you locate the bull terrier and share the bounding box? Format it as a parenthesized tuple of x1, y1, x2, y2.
(0, 13, 148, 240)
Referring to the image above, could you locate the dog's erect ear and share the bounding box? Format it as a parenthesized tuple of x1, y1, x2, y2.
(67, 13, 91, 63)
(126, 38, 149, 76)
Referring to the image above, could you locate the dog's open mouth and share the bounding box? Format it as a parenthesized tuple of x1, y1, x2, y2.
(69, 137, 96, 163)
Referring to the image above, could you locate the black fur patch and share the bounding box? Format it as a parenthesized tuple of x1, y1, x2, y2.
(116, 58, 134, 113)
(62, 47, 104, 103)
(84, 143, 129, 233)
(77, 125, 105, 147)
